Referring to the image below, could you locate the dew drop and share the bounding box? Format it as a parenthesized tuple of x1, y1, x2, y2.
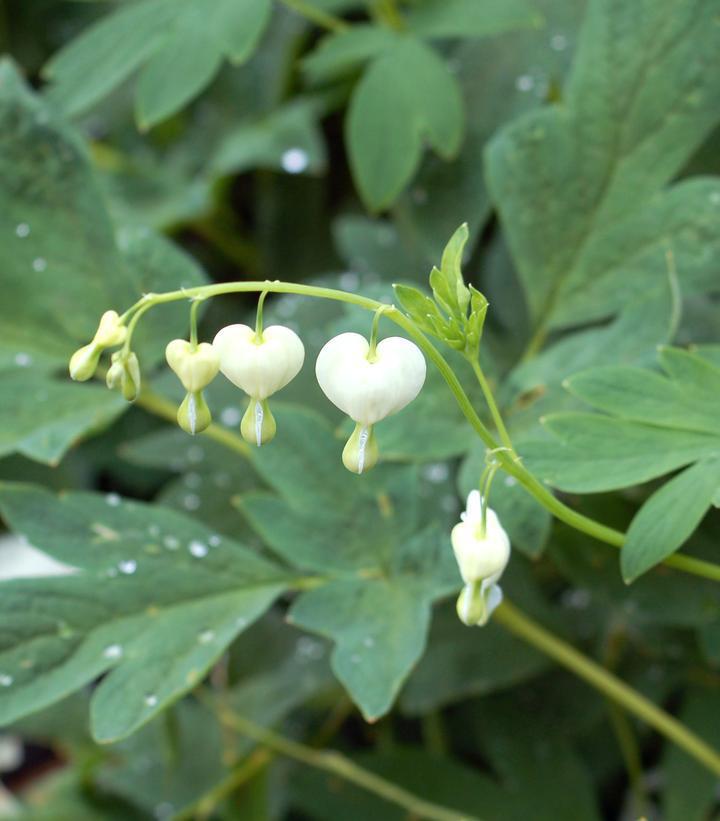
(144, 693, 158, 707)
(189, 540, 208, 558)
(118, 559, 137, 575)
(183, 493, 201, 511)
(163, 535, 180, 550)
(515, 74, 534, 92)
(363, 636, 375, 648)
(281, 147, 309, 174)
(208, 534, 222, 547)
(504, 475, 518, 487)
(339, 271, 359, 291)
(148, 524, 161, 537)
(106, 493, 121, 507)
(15, 223, 30, 238)
(0, 674, 13, 687)
(220, 406, 242, 427)
(32, 257, 47, 272)
(103, 644, 123, 660)
(422, 462, 449, 483)
(198, 629, 215, 644)
(550, 33, 567, 51)
(14, 352, 32, 367)
(296, 636, 324, 661)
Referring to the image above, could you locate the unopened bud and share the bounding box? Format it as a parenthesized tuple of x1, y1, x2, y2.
(93, 310, 127, 348)
(240, 398, 276, 446)
(106, 351, 141, 401)
(166, 340, 220, 392)
(69, 343, 101, 381)
(342, 423, 378, 474)
(177, 391, 212, 435)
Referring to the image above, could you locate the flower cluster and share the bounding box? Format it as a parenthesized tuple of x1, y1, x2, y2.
(68, 302, 427, 474)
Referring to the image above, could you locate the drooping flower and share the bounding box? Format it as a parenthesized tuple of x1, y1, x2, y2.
(451, 490, 511, 626)
(166, 339, 220, 435)
(315, 332, 426, 473)
(106, 351, 141, 402)
(213, 323, 304, 446)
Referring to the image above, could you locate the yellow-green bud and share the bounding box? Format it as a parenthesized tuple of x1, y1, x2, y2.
(106, 351, 141, 401)
(342, 423, 378, 475)
(240, 399, 276, 447)
(69, 343, 101, 381)
(177, 391, 212, 435)
(122, 352, 141, 401)
(93, 310, 127, 347)
(166, 339, 220, 392)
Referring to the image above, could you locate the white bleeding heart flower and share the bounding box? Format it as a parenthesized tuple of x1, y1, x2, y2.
(315, 332, 426, 474)
(213, 323, 305, 446)
(106, 350, 141, 402)
(315, 333, 426, 425)
(451, 490, 511, 627)
(166, 340, 220, 392)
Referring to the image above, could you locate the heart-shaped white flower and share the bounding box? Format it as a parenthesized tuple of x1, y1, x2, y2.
(451, 490, 510, 585)
(213, 324, 305, 399)
(315, 332, 426, 425)
(166, 340, 220, 392)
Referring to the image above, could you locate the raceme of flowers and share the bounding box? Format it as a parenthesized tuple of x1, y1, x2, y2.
(68, 303, 511, 628)
(68, 307, 427, 475)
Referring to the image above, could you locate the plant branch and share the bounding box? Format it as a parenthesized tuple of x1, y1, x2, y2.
(206, 700, 479, 821)
(121, 280, 720, 583)
(494, 599, 720, 777)
(468, 358, 513, 450)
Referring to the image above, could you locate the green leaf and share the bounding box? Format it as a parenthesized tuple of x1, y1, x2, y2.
(406, 0, 543, 38)
(347, 37, 464, 210)
(486, 0, 720, 330)
(522, 415, 718, 493)
(621, 459, 720, 581)
(0, 483, 287, 741)
(236, 407, 459, 720)
(302, 25, 397, 84)
(44, 0, 271, 124)
(0, 373, 126, 466)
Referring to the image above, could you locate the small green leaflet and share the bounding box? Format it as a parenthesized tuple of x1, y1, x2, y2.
(236, 406, 460, 720)
(0, 484, 287, 741)
(523, 348, 720, 580)
(347, 36, 464, 210)
(43, 0, 271, 128)
(404, 0, 542, 39)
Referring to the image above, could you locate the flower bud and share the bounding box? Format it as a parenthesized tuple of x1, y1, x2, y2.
(456, 581, 503, 627)
(166, 340, 220, 392)
(213, 324, 304, 399)
(93, 310, 127, 348)
(451, 490, 510, 585)
(105, 351, 141, 401)
(177, 391, 212, 435)
(342, 423, 378, 474)
(69, 343, 101, 381)
(240, 399, 276, 447)
(315, 333, 426, 426)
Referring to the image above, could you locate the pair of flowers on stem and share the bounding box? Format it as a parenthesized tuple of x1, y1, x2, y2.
(69, 294, 511, 627)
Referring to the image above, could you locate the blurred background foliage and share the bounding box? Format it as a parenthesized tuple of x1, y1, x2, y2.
(0, 0, 719, 818)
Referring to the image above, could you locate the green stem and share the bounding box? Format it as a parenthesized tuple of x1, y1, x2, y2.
(279, 0, 349, 31)
(469, 358, 513, 451)
(189, 299, 201, 348)
(367, 304, 389, 360)
(607, 702, 647, 813)
(494, 599, 720, 777)
(119, 280, 720, 584)
(209, 703, 477, 821)
(255, 290, 269, 339)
